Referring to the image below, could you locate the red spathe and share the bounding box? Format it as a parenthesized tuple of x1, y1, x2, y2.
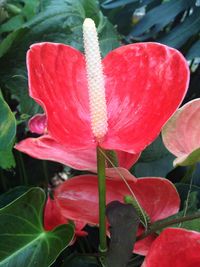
(25, 42, 189, 153)
(142, 228, 200, 267)
(53, 175, 180, 255)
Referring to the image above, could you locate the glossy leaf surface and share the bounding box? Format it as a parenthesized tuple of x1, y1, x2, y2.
(0, 93, 16, 150)
(0, 188, 74, 267)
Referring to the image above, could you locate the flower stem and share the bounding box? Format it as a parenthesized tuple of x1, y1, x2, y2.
(97, 146, 107, 256)
(137, 211, 200, 241)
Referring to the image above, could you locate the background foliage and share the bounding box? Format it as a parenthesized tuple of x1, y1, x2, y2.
(0, 0, 200, 266)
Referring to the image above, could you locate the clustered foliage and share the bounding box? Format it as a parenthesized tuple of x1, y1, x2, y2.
(0, 1, 200, 267)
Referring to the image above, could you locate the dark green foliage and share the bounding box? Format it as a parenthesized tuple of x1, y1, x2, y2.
(0, 188, 74, 267)
(0, 0, 200, 266)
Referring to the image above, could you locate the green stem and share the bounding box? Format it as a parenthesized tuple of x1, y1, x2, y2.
(97, 146, 107, 255)
(99, 147, 149, 230)
(105, 150, 118, 167)
(137, 211, 200, 241)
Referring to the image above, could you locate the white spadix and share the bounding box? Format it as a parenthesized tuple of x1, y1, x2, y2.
(83, 18, 108, 141)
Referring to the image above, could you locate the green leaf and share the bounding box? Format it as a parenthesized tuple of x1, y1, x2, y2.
(0, 93, 16, 150)
(138, 135, 170, 162)
(0, 15, 24, 33)
(0, 28, 27, 58)
(0, 188, 74, 267)
(22, 0, 40, 20)
(186, 39, 200, 59)
(0, 141, 16, 169)
(129, 0, 196, 39)
(98, 16, 120, 56)
(132, 154, 175, 177)
(159, 7, 200, 48)
(131, 136, 175, 177)
(0, 186, 29, 208)
(102, 0, 139, 9)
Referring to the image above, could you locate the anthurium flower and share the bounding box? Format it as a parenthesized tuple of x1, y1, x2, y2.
(28, 113, 47, 135)
(16, 113, 140, 170)
(15, 19, 189, 163)
(142, 228, 200, 267)
(16, 137, 139, 171)
(162, 98, 200, 166)
(49, 175, 180, 255)
(44, 196, 87, 237)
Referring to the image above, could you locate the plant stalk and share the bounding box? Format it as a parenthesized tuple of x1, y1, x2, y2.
(137, 211, 200, 241)
(97, 146, 107, 256)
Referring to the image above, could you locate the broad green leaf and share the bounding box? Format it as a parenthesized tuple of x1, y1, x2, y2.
(0, 186, 29, 208)
(159, 7, 200, 48)
(138, 135, 170, 162)
(132, 154, 175, 177)
(0, 28, 27, 58)
(98, 16, 120, 56)
(0, 15, 24, 33)
(102, 0, 139, 9)
(0, 188, 74, 267)
(0, 141, 15, 169)
(129, 0, 196, 38)
(0, 93, 16, 150)
(186, 39, 200, 59)
(22, 0, 40, 20)
(131, 135, 175, 177)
